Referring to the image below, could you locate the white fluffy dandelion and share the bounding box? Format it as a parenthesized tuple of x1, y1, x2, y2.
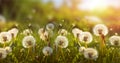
(58, 29, 68, 36)
(0, 32, 12, 44)
(46, 23, 54, 31)
(79, 32, 93, 44)
(55, 35, 68, 48)
(22, 36, 36, 48)
(23, 29, 33, 36)
(109, 35, 120, 46)
(0, 48, 7, 59)
(8, 28, 19, 38)
(79, 46, 86, 53)
(93, 24, 108, 36)
(42, 46, 53, 56)
(72, 28, 82, 38)
(38, 28, 44, 35)
(38, 28, 50, 41)
(84, 48, 98, 60)
(5, 47, 12, 54)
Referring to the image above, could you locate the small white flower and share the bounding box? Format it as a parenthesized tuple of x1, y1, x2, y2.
(23, 29, 33, 36)
(22, 36, 36, 48)
(79, 32, 93, 44)
(46, 23, 54, 30)
(93, 24, 108, 36)
(58, 29, 68, 36)
(8, 28, 19, 38)
(84, 48, 98, 60)
(42, 46, 53, 56)
(0, 32, 12, 44)
(55, 35, 68, 48)
(0, 48, 7, 59)
(0, 15, 6, 23)
(109, 35, 120, 46)
(79, 46, 86, 53)
(72, 28, 82, 38)
(5, 47, 12, 54)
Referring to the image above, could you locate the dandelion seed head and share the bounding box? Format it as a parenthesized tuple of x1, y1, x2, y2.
(0, 48, 7, 59)
(0, 32, 12, 44)
(22, 36, 36, 48)
(46, 23, 54, 31)
(55, 35, 68, 48)
(79, 46, 86, 53)
(72, 28, 82, 38)
(5, 47, 12, 54)
(84, 48, 98, 60)
(8, 28, 19, 38)
(109, 35, 120, 46)
(58, 29, 68, 36)
(23, 29, 33, 36)
(42, 46, 53, 56)
(93, 24, 108, 36)
(40, 31, 49, 41)
(79, 32, 93, 44)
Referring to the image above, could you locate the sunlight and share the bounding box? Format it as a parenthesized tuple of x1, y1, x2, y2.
(78, 0, 120, 11)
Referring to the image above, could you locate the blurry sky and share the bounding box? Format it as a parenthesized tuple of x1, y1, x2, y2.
(42, 0, 120, 10)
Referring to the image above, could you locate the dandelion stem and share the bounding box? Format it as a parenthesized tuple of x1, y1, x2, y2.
(25, 48, 31, 60)
(3, 43, 6, 48)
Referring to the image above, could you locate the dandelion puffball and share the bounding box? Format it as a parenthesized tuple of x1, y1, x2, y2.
(5, 47, 12, 54)
(0, 32, 12, 44)
(0, 48, 7, 59)
(8, 28, 19, 38)
(72, 28, 82, 38)
(109, 35, 120, 46)
(42, 46, 53, 56)
(58, 29, 68, 36)
(38, 28, 45, 35)
(23, 29, 33, 36)
(79, 32, 93, 44)
(79, 46, 86, 53)
(84, 48, 98, 60)
(22, 36, 36, 48)
(38, 28, 49, 41)
(55, 35, 68, 48)
(46, 23, 54, 30)
(93, 24, 108, 36)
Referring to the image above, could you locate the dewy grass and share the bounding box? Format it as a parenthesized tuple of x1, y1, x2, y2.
(0, 22, 120, 63)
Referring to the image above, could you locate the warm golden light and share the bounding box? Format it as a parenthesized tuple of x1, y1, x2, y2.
(78, 0, 120, 11)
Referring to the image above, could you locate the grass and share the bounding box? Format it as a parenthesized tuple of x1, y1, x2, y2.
(0, 21, 120, 63)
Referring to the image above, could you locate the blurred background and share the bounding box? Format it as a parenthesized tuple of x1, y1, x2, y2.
(0, 0, 120, 34)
